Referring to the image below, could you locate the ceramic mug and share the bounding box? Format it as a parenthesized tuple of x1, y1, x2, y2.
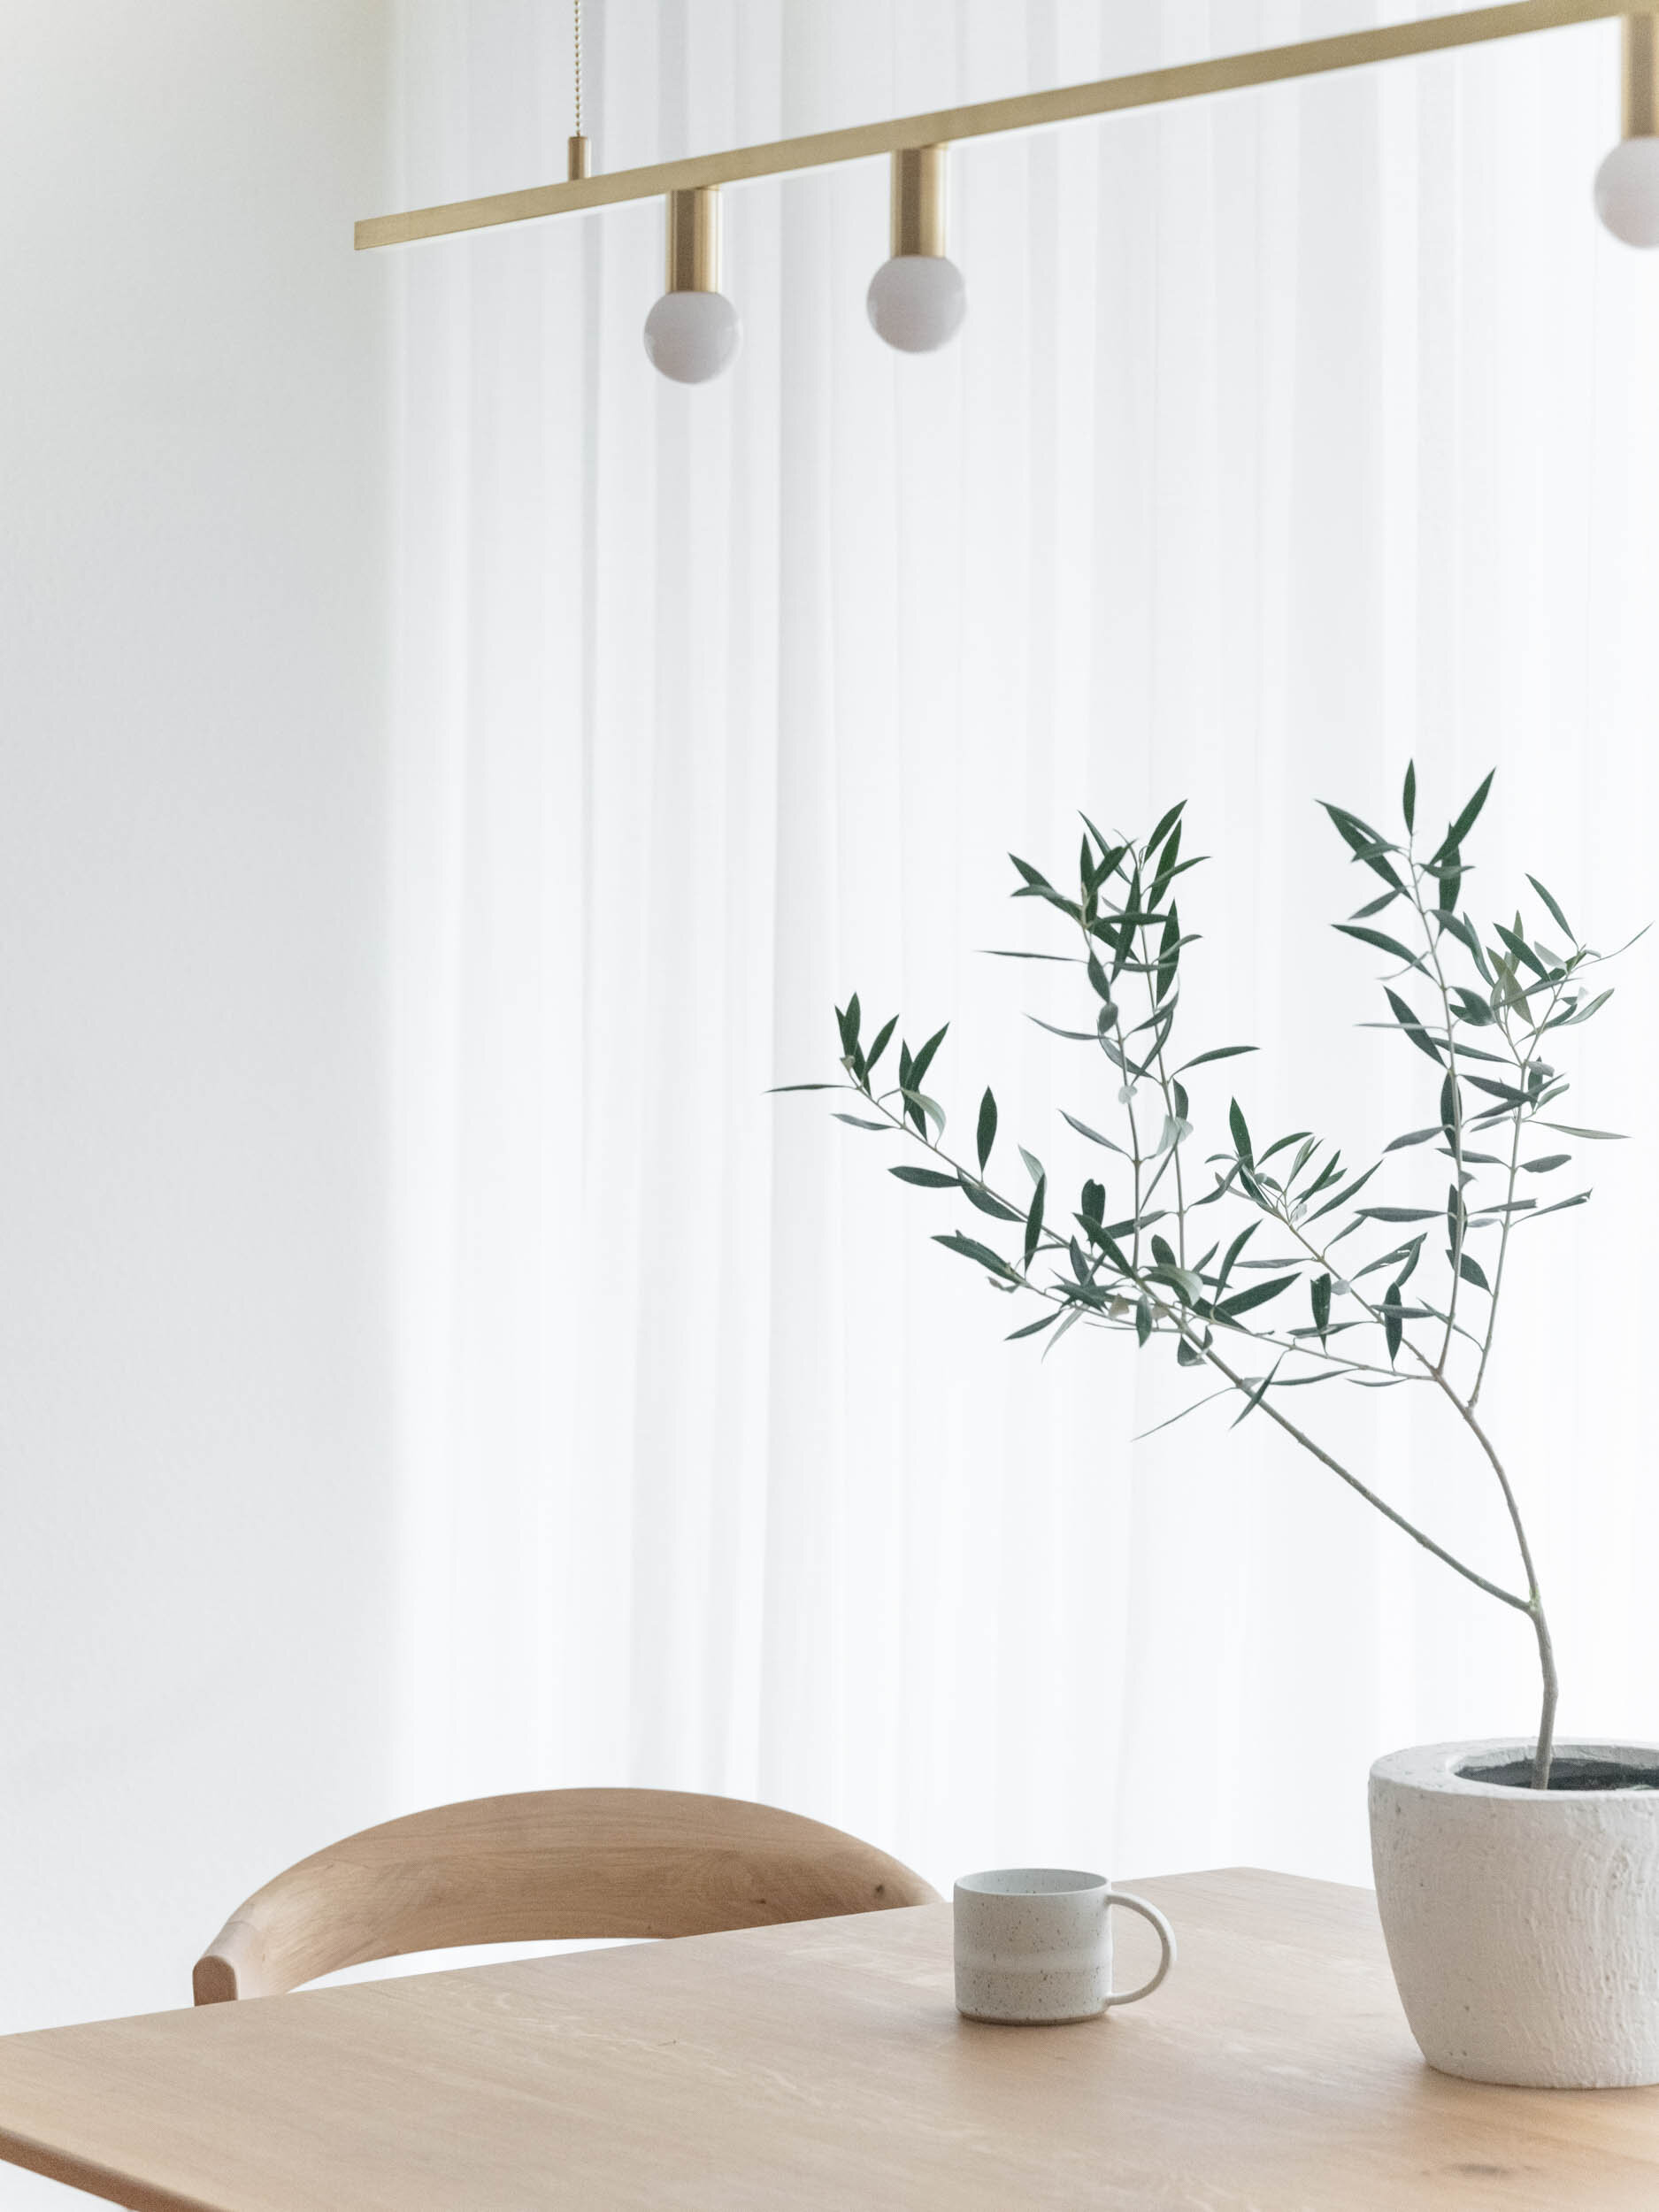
(953, 1868, 1176, 2024)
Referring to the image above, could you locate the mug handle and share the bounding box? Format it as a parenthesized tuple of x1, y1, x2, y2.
(1102, 1890, 1176, 2007)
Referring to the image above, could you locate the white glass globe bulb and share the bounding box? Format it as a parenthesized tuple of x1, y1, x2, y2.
(1594, 137, 1659, 248)
(865, 254, 967, 353)
(642, 290, 742, 384)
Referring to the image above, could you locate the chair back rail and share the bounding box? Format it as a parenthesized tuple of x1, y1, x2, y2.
(194, 1786, 938, 2001)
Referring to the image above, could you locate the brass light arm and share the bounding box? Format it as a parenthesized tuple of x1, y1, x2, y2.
(358, 0, 1649, 250)
(1626, 10, 1659, 134)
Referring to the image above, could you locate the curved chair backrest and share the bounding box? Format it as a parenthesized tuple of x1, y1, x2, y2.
(193, 1786, 939, 2002)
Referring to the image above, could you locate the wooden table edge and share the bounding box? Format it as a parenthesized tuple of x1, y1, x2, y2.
(0, 1868, 1389, 2212)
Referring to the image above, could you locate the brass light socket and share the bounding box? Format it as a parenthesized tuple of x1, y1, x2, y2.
(891, 144, 948, 258)
(666, 187, 721, 292)
(1624, 12, 1659, 135)
(568, 134, 592, 180)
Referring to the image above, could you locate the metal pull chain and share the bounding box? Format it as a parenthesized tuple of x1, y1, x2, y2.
(568, 0, 590, 179)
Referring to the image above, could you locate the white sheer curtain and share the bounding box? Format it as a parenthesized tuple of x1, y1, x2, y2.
(388, 0, 1659, 1889)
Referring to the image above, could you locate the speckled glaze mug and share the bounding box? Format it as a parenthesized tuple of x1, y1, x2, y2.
(953, 1868, 1175, 2024)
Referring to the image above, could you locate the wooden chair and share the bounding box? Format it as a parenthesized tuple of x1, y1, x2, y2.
(193, 1786, 939, 2002)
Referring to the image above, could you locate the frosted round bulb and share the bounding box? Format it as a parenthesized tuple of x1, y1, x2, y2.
(642, 290, 742, 384)
(1594, 137, 1659, 248)
(865, 255, 967, 353)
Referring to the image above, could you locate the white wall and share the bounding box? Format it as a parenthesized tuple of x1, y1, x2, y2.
(0, 2, 395, 2170)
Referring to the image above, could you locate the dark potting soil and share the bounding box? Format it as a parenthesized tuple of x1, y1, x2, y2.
(1457, 1755, 1659, 1793)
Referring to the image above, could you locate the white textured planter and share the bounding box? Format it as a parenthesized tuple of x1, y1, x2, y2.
(1371, 1739, 1659, 2088)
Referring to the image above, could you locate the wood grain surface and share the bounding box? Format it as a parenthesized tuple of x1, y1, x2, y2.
(3, 1869, 1656, 2209)
(193, 1787, 938, 2001)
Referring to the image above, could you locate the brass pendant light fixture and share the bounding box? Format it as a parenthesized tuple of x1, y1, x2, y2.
(644, 187, 741, 383)
(867, 146, 966, 354)
(361, 0, 1659, 388)
(566, 1, 741, 380)
(1596, 12, 1659, 242)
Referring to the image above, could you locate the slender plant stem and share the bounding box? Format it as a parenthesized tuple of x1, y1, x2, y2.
(1432, 1377, 1558, 1786)
(1471, 1107, 1525, 1409)
(1185, 1333, 1532, 1613)
(1530, 1607, 1560, 1790)
(1125, 904, 1190, 1270)
(842, 1079, 1533, 1621)
(1467, 959, 1570, 1410)
(1271, 1177, 1557, 1785)
(1404, 856, 1471, 1371)
(1111, 1007, 1146, 1272)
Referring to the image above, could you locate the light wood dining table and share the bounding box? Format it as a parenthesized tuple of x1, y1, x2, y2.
(0, 1867, 1655, 2208)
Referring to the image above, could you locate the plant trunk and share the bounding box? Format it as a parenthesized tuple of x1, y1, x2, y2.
(1530, 1604, 1558, 1791)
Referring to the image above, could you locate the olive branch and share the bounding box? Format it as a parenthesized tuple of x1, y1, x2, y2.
(776, 767, 1638, 1791)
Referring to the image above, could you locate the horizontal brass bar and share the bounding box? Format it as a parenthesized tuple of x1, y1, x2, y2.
(357, 0, 1645, 251)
